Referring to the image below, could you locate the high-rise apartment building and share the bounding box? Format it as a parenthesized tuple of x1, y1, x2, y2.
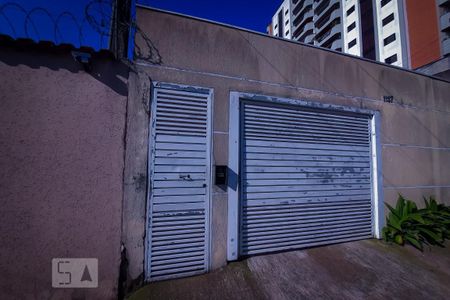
(439, 0, 450, 57)
(269, 0, 292, 39)
(415, 0, 450, 79)
(267, 0, 377, 58)
(267, 0, 448, 71)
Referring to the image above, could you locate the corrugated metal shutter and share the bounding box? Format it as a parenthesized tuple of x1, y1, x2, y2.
(147, 83, 212, 281)
(240, 101, 373, 256)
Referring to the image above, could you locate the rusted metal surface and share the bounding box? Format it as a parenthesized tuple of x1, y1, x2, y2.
(239, 100, 374, 255)
(132, 6, 450, 279)
(145, 83, 213, 281)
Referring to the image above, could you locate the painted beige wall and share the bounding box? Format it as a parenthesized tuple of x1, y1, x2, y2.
(0, 47, 128, 299)
(125, 6, 450, 282)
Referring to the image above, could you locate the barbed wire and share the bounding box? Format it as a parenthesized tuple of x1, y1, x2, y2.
(54, 12, 83, 46)
(0, 0, 161, 62)
(84, 0, 112, 37)
(0, 0, 113, 49)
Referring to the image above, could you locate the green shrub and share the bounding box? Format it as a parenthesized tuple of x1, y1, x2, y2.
(382, 195, 450, 251)
(421, 196, 450, 241)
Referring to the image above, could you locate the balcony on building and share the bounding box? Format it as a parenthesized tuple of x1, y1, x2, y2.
(441, 12, 450, 32)
(293, 18, 314, 40)
(295, 23, 314, 43)
(315, 0, 340, 21)
(304, 34, 314, 44)
(315, 8, 340, 32)
(293, 0, 313, 16)
(330, 39, 342, 51)
(316, 25, 341, 48)
(314, 0, 330, 16)
(443, 38, 450, 56)
(316, 17, 341, 44)
(293, 7, 313, 29)
(438, 0, 450, 7)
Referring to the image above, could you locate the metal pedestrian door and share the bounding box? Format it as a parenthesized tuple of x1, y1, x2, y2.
(240, 100, 373, 255)
(146, 83, 212, 281)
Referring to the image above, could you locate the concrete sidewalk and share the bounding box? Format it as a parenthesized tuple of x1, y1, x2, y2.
(128, 240, 450, 300)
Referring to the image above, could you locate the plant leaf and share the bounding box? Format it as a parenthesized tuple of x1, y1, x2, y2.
(397, 194, 405, 216)
(405, 235, 423, 251)
(385, 202, 400, 219)
(408, 213, 425, 224)
(423, 196, 429, 209)
(418, 228, 443, 244)
(388, 213, 402, 231)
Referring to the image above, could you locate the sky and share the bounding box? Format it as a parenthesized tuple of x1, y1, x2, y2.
(0, 0, 113, 49)
(139, 0, 281, 33)
(0, 0, 280, 50)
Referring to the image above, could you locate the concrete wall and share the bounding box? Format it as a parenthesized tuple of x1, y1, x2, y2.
(0, 46, 128, 299)
(124, 6, 450, 283)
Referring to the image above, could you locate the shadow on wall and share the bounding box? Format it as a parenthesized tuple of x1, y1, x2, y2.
(0, 44, 129, 96)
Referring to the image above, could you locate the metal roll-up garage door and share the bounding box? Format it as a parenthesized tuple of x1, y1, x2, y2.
(146, 83, 212, 281)
(240, 101, 373, 256)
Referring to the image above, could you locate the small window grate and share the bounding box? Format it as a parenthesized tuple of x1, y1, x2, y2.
(382, 13, 395, 26)
(383, 33, 396, 46)
(348, 38, 357, 49)
(346, 5, 355, 16)
(347, 22, 356, 32)
(385, 53, 398, 64)
(381, 0, 392, 8)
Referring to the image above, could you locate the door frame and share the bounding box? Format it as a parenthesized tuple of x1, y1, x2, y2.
(144, 81, 214, 281)
(227, 91, 384, 261)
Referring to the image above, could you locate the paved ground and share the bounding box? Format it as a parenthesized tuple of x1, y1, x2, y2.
(128, 240, 450, 300)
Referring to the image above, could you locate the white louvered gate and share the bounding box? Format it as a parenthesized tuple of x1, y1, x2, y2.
(146, 83, 212, 281)
(240, 100, 373, 255)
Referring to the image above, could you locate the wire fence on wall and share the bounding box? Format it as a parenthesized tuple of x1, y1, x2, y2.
(0, 0, 115, 50)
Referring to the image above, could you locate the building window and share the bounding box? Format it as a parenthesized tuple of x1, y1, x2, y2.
(285, 20, 289, 25)
(383, 33, 396, 46)
(385, 54, 398, 64)
(348, 38, 357, 48)
(285, 30, 290, 36)
(360, 0, 376, 60)
(278, 10, 284, 37)
(381, 0, 392, 8)
(346, 5, 355, 16)
(382, 13, 395, 26)
(285, 9, 289, 15)
(347, 22, 356, 32)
